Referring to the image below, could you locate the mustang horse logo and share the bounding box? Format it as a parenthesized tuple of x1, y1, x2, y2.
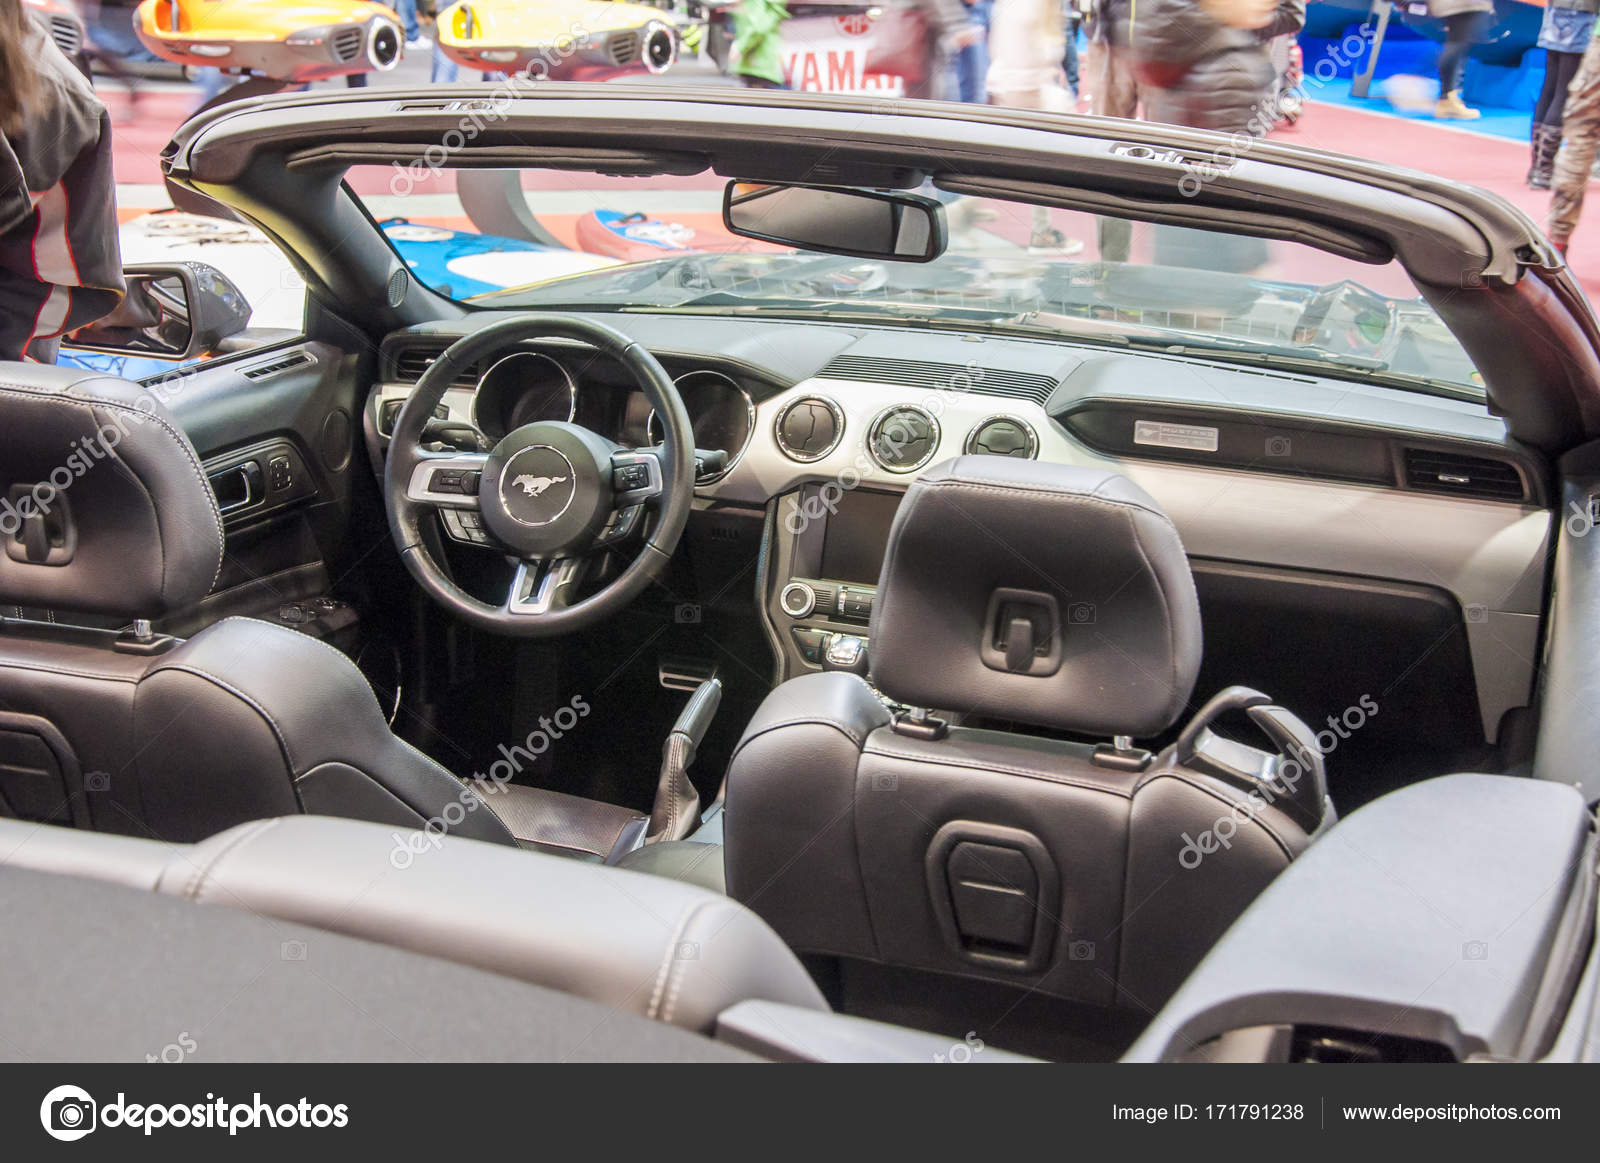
(511, 474, 568, 498)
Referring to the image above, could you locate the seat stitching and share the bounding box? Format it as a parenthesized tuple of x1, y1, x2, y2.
(0, 385, 226, 589)
(914, 475, 1181, 532)
(647, 902, 700, 1021)
(860, 742, 1136, 797)
(659, 899, 717, 1026)
(148, 662, 302, 774)
(1140, 771, 1301, 862)
(736, 714, 877, 753)
(0, 659, 142, 683)
(175, 817, 280, 901)
(211, 616, 388, 714)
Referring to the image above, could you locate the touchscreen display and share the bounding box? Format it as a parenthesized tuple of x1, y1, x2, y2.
(819, 489, 902, 585)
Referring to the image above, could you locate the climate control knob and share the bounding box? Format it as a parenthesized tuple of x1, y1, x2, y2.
(780, 581, 817, 618)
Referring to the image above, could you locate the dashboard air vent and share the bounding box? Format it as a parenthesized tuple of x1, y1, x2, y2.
(817, 355, 1059, 408)
(1402, 448, 1526, 502)
(966, 416, 1037, 459)
(868, 405, 941, 473)
(775, 396, 844, 463)
(243, 351, 313, 380)
(391, 346, 480, 388)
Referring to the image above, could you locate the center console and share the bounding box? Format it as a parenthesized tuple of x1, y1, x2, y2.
(767, 486, 904, 679)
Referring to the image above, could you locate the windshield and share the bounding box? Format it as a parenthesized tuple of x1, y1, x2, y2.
(347, 166, 1483, 398)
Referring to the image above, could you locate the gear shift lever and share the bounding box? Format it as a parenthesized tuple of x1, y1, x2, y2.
(822, 634, 869, 676)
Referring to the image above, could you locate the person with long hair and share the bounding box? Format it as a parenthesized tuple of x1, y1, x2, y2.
(0, 0, 123, 363)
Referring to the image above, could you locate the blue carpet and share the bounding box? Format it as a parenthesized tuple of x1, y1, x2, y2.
(1305, 76, 1531, 142)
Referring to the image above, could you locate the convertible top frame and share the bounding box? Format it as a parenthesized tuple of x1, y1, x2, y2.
(161, 85, 1600, 452)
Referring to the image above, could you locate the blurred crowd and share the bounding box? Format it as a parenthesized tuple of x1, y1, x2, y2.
(729, 0, 1600, 259)
(21, 0, 1600, 258)
(734, 0, 1308, 135)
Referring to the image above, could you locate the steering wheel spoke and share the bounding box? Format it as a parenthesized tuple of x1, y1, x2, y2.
(507, 556, 587, 617)
(405, 453, 489, 508)
(610, 448, 665, 505)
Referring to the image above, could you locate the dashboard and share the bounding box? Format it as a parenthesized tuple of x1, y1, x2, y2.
(373, 342, 757, 482)
(367, 313, 1553, 745)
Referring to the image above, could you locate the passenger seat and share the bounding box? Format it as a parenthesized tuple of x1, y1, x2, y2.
(721, 457, 1334, 1008)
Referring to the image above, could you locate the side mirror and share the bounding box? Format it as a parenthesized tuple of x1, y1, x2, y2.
(67, 262, 252, 361)
(723, 182, 946, 263)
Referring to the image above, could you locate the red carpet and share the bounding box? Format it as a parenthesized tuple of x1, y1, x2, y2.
(100, 88, 1600, 298)
(1274, 101, 1598, 295)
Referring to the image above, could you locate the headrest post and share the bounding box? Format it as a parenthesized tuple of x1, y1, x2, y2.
(891, 707, 949, 741)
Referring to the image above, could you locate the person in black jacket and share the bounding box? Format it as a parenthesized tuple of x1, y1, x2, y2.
(1131, 0, 1305, 134)
(1, 0, 123, 363)
(1130, 0, 1304, 273)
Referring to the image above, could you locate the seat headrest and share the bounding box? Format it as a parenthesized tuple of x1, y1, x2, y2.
(867, 457, 1202, 737)
(0, 365, 223, 620)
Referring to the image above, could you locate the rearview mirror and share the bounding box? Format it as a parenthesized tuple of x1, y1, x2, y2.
(67, 261, 252, 361)
(723, 182, 946, 263)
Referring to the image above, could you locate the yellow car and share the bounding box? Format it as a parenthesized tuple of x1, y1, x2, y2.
(133, 0, 404, 82)
(436, 0, 677, 79)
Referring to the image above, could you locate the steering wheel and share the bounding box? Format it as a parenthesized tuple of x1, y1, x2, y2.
(383, 315, 696, 638)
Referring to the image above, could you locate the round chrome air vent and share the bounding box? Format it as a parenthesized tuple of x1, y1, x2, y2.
(965, 415, 1038, 459)
(868, 405, 941, 473)
(775, 396, 844, 463)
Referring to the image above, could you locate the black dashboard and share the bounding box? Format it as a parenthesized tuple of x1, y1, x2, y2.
(377, 341, 759, 481)
(367, 311, 1552, 745)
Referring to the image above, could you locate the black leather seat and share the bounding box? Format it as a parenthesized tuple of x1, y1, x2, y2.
(0, 364, 635, 857)
(722, 457, 1332, 1008)
(0, 812, 826, 1039)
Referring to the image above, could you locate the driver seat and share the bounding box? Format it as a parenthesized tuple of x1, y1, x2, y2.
(0, 365, 636, 859)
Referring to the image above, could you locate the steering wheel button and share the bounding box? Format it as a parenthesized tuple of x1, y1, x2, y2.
(614, 463, 649, 491)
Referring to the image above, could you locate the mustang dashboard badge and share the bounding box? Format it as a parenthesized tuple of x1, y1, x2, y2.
(512, 474, 569, 498)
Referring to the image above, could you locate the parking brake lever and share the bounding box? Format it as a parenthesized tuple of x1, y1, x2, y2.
(647, 675, 722, 843)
